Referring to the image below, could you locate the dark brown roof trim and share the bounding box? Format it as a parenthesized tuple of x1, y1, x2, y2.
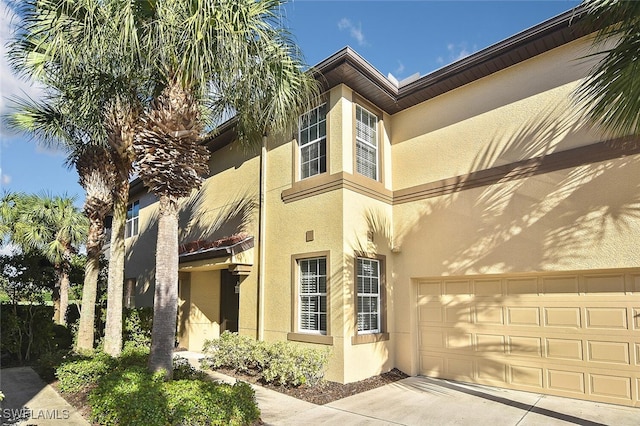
(178, 235, 254, 263)
(315, 6, 589, 114)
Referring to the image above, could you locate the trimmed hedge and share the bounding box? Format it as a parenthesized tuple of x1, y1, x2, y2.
(202, 331, 330, 386)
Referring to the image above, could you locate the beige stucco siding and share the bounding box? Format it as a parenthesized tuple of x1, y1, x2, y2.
(390, 38, 600, 190)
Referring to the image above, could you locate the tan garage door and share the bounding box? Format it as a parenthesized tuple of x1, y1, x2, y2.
(417, 269, 640, 407)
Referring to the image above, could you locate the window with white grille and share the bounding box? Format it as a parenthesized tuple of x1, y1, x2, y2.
(355, 105, 378, 180)
(299, 104, 327, 179)
(299, 257, 327, 334)
(125, 200, 139, 238)
(356, 257, 381, 333)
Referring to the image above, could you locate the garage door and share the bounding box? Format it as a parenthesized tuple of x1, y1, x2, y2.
(417, 269, 640, 407)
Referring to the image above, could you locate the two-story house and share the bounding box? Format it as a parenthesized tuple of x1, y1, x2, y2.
(124, 9, 640, 407)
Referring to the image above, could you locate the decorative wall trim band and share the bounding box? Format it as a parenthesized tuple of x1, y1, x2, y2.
(281, 139, 639, 205)
(393, 138, 640, 204)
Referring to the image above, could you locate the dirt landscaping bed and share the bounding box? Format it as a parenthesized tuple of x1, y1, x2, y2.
(216, 367, 410, 405)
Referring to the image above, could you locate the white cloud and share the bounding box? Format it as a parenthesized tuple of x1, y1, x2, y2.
(337, 18, 366, 46)
(394, 61, 405, 76)
(2, 173, 11, 185)
(436, 42, 478, 67)
(0, 1, 45, 138)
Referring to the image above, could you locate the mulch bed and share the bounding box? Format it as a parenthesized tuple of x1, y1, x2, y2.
(216, 367, 410, 405)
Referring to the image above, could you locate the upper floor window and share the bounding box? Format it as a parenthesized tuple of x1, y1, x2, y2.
(356, 257, 381, 334)
(125, 200, 139, 238)
(298, 257, 327, 334)
(355, 105, 378, 180)
(299, 104, 327, 179)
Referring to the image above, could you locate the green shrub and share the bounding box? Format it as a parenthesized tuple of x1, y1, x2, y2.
(172, 357, 206, 381)
(56, 352, 115, 393)
(202, 331, 330, 387)
(123, 308, 153, 346)
(89, 366, 260, 426)
(165, 380, 260, 426)
(202, 331, 266, 373)
(89, 366, 167, 426)
(262, 341, 329, 386)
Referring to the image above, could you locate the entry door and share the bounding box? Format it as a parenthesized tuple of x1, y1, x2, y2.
(220, 270, 239, 333)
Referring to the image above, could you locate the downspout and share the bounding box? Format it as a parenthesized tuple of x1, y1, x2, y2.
(257, 134, 267, 341)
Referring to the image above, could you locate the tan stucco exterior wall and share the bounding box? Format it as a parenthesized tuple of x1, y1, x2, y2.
(126, 34, 638, 388)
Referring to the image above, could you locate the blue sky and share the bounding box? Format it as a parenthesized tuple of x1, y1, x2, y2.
(0, 0, 582, 206)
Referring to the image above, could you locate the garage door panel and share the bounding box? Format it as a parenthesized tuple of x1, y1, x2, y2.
(544, 307, 581, 328)
(585, 307, 628, 329)
(589, 374, 632, 401)
(510, 364, 544, 388)
(476, 306, 503, 324)
(546, 338, 583, 361)
(541, 276, 579, 295)
(584, 274, 625, 293)
(473, 279, 502, 296)
(588, 341, 630, 365)
(507, 307, 540, 326)
(417, 270, 640, 407)
(476, 334, 505, 353)
(548, 370, 585, 394)
(506, 278, 538, 295)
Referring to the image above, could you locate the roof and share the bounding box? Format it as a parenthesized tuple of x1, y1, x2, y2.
(178, 234, 254, 263)
(311, 6, 590, 115)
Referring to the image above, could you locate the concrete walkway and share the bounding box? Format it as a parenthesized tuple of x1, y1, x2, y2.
(174, 352, 640, 425)
(0, 367, 89, 425)
(2, 354, 638, 425)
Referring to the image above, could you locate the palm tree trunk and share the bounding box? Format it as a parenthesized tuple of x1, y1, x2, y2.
(59, 270, 70, 327)
(52, 283, 61, 324)
(148, 194, 179, 379)
(104, 185, 128, 356)
(76, 215, 104, 351)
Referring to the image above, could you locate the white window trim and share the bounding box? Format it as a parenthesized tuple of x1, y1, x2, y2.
(355, 104, 379, 181)
(299, 103, 327, 180)
(356, 257, 381, 334)
(125, 200, 139, 239)
(298, 257, 327, 335)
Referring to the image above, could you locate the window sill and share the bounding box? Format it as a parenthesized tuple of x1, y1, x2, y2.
(287, 332, 333, 345)
(351, 332, 389, 345)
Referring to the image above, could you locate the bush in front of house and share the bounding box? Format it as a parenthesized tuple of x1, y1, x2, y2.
(56, 342, 260, 425)
(89, 366, 260, 426)
(202, 331, 330, 387)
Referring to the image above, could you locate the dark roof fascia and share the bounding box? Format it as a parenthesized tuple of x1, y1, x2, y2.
(314, 6, 589, 114)
(178, 235, 255, 264)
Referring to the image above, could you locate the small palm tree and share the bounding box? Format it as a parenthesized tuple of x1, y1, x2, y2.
(574, 0, 640, 137)
(1, 192, 87, 325)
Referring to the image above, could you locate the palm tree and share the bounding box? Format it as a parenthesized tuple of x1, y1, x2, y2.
(7, 96, 117, 349)
(574, 0, 640, 137)
(1, 192, 87, 325)
(8, 0, 148, 355)
(129, 0, 319, 377)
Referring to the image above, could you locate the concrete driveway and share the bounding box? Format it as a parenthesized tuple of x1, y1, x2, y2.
(253, 375, 640, 425)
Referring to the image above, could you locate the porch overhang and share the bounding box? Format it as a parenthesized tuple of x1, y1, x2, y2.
(178, 235, 254, 273)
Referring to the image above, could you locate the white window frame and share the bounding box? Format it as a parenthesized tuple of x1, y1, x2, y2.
(298, 257, 327, 335)
(356, 257, 381, 334)
(125, 200, 139, 238)
(298, 104, 327, 179)
(355, 105, 378, 181)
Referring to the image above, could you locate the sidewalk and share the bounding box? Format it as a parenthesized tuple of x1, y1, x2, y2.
(0, 367, 89, 426)
(176, 352, 640, 426)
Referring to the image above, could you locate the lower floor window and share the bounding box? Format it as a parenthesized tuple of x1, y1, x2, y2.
(299, 257, 327, 334)
(356, 257, 380, 333)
